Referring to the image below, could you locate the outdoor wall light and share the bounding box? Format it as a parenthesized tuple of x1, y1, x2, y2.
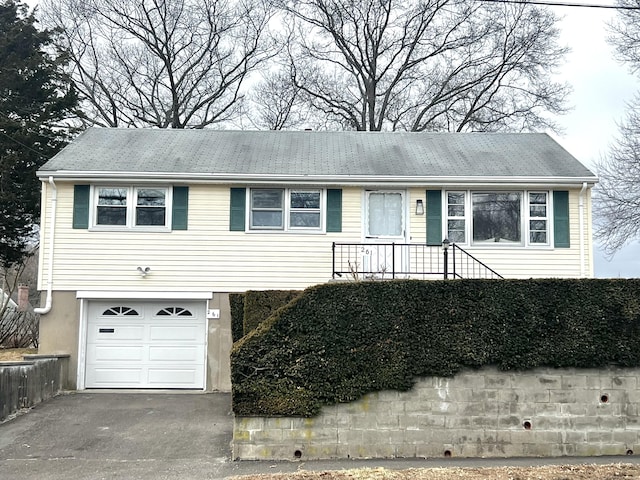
(415, 199, 424, 215)
(137, 266, 151, 277)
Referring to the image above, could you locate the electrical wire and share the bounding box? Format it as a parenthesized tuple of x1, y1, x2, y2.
(479, 0, 640, 9)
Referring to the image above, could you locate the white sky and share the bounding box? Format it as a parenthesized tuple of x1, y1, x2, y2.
(545, 1, 640, 277)
(27, 0, 640, 277)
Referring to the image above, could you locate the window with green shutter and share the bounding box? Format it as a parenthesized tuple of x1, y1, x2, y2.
(230, 188, 342, 233)
(74, 184, 187, 231)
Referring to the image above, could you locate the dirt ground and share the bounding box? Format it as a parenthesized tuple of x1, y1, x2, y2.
(229, 464, 640, 480)
(0, 348, 37, 361)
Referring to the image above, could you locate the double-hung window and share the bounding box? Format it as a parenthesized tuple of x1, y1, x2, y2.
(94, 186, 169, 229)
(249, 188, 322, 231)
(445, 190, 550, 246)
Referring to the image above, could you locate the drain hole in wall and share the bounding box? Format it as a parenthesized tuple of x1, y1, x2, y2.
(523, 420, 532, 430)
(627, 450, 634, 456)
(294, 450, 302, 459)
(444, 450, 452, 458)
(600, 394, 609, 403)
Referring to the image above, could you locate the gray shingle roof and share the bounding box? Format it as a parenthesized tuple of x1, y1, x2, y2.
(38, 128, 596, 183)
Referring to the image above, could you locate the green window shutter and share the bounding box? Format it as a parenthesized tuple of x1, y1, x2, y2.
(230, 188, 246, 231)
(553, 190, 570, 248)
(72, 185, 90, 229)
(426, 190, 442, 246)
(172, 186, 189, 230)
(326, 189, 342, 232)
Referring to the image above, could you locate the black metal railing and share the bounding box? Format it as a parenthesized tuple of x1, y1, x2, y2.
(332, 242, 502, 280)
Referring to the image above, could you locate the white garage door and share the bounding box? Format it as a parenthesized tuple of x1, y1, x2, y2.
(85, 301, 206, 389)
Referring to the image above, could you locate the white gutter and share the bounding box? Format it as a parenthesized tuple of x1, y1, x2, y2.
(579, 182, 587, 278)
(36, 171, 599, 188)
(34, 176, 57, 315)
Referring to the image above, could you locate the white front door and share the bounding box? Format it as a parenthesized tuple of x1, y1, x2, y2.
(85, 300, 206, 389)
(363, 190, 408, 277)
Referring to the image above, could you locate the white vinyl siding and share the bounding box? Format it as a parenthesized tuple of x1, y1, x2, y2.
(37, 184, 594, 293)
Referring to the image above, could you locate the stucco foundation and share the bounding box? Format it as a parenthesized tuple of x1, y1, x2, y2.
(233, 367, 640, 460)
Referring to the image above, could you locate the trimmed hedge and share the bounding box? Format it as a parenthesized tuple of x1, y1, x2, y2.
(231, 279, 640, 417)
(242, 290, 301, 336)
(229, 293, 245, 343)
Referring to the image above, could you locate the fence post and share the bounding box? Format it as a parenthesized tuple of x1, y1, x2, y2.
(442, 238, 450, 279)
(332, 242, 336, 279)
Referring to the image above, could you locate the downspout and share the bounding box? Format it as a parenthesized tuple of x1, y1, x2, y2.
(34, 176, 57, 315)
(578, 182, 587, 278)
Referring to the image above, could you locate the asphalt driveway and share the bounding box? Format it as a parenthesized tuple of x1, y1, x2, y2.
(0, 391, 237, 480)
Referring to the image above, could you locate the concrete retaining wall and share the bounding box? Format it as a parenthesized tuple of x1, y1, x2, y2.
(0, 355, 70, 422)
(233, 367, 640, 460)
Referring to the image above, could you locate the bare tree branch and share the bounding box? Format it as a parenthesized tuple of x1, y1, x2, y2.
(265, 0, 569, 132)
(42, 0, 275, 128)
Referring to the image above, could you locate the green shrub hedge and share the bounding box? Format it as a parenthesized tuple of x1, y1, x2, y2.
(242, 290, 301, 336)
(229, 293, 245, 343)
(231, 279, 640, 417)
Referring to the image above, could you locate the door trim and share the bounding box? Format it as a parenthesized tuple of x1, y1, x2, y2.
(363, 189, 409, 243)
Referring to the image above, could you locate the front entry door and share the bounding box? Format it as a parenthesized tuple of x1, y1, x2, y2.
(363, 190, 408, 277)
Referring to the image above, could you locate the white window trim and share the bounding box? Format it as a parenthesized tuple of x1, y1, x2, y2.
(89, 185, 172, 232)
(526, 191, 551, 246)
(247, 188, 325, 233)
(444, 189, 553, 248)
(364, 189, 407, 240)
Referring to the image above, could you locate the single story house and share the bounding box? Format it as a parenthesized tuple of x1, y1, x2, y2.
(35, 128, 598, 391)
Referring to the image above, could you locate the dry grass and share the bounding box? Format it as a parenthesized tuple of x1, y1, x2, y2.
(0, 348, 37, 361)
(229, 464, 640, 480)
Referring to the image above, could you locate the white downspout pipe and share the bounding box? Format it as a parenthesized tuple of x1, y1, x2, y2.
(35, 176, 57, 315)
(578, 182, 587, 278)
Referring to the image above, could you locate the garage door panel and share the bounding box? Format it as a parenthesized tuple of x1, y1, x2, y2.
(92, 345, 145, 362)
(87, 368, 144, 385)
(147, 368, 203, 385)
(85, 300, 206, 389)
(88, 325, 145, 342)
(149, 325, 203, 341)
(148, 346, 204, 362)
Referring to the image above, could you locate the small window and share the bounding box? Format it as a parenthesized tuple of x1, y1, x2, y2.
(290, 190, 321, 228)
(528, 192, 548, 244)
(446, 192, 466, 243)
(102, 306, 139, 316)
(97, 187, 127, 226)
(136, 188, 166, 226)
(250, 189, 284, 229)
(157, 307, 193, 316)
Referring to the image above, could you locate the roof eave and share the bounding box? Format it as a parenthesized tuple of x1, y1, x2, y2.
(37, 171, 599, 187)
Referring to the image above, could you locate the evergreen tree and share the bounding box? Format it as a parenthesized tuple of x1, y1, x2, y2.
(0, 1, 77, 268)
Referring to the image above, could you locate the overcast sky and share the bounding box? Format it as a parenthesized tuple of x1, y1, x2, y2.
(546, 0, 640, 277)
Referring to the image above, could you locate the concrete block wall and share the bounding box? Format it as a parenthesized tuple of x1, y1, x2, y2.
(233, 366, 640, 460)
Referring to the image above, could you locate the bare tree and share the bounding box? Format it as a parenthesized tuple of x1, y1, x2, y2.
(595, 0, 640, 253)
(41, 0, 275, 128)
(247, 67, 309, 130)
(594, 96, 640, 254)
(267, 0, 569, 132)
(1, 252, 39, 348)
